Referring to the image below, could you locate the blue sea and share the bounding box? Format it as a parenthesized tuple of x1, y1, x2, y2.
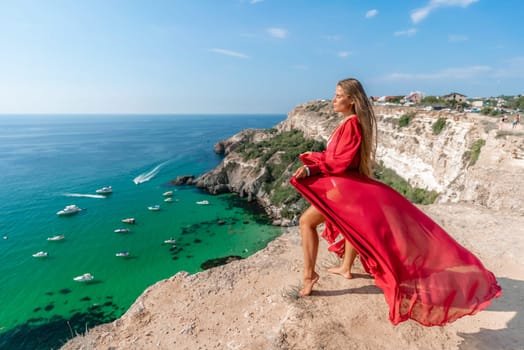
(0, 114, 285, 349)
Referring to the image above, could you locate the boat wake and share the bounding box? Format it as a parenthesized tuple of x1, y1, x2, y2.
(64, 193, 107, 199)
(133, 162, 167, 185)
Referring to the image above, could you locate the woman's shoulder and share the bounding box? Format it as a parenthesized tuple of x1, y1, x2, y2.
(338, 115, 360, 130)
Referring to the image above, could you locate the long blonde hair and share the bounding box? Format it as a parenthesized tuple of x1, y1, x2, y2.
(337, 78, 377, 176)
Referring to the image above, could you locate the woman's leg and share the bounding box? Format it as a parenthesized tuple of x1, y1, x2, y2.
(299, 205, 325, 296)
(328, 240, 358, 279)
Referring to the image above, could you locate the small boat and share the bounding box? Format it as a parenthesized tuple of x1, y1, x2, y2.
(164, 197, 174, 203)
(196, 200, 209, 205)
(95, 186, 113, 194)
(115, 251, 130, 257)
(114, 228, 130, 233)
(148, 205, 160, 211)
(121, 218, 136, 224)
(73, 273, 94, 282)
(47, 235, 65, 241)
(57, 205, 82, 216)
(164, 238, 176, 244)
(162, 191, 173, 197)
(32, 251, 48, 258)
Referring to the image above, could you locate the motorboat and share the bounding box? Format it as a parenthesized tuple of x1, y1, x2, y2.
(115, 251, 130, 257)
(162, 191, 173, 197)
(196, 200, 209, 205)
(164, 197, 174, 203)
(164, 238, 176, 244)
(57, 205, 82, 216)
(114, 228, 130, 233)
(121, 218, 136, 224)
(47, 235, 65, 241)
(73, 273, 94, 282)
(32, 251, 48, 258)
(95, 186, 113, 194)
(148, 205, 160, 211)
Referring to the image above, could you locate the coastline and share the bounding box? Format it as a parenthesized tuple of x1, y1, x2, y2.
(61, 202, 524, 349)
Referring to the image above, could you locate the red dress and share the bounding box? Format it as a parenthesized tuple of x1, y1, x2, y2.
(290, 116, 502, 326)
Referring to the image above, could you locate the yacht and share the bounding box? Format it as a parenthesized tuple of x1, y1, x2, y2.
(114, 228, 130, 233)
(121, 218, 136, 224)
(47, 235, 65, 241)
(57, 205, 82, 216)
(95, 186, 113, 194)
(164, 238, 176, 244)
(115, 251, 130, 257)
(148, 205, 161, 211)
(73, 273, 94, 282)
(196, 200, 209, 205)
(162, 191, 173, 197)
(164, 197, 174, 203)
(32, 251, 48, 258)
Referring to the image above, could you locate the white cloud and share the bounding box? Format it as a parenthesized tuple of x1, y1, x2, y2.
(394, 28, 418, 37)
(411, 7, 432, 23)
(411, 0, 479, 24)
(267, 27, 288, 39)
(209, 48, 249, 59)
(385, 65, 492, 80)
(338, 51, 351, 58)
(365, 9, 378, 18)
(448, 34, 469, 42)
(250, 0, 264, 4)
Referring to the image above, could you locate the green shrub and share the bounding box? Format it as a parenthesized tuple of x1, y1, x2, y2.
(467, 139, 486, 166)
(373, 162, 439, 205)
(398, 113, 415, 128)
(432, 117, 447, 135)
(237, 129, 326, 218)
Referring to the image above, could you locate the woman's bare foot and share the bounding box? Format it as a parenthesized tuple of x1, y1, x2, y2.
(299, 272, 320, 296)
(328, 266, 353, 279)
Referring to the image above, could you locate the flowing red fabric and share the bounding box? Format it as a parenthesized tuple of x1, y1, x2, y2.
(290, 116, 502, 326)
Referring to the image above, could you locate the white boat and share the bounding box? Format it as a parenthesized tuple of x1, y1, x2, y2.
(114, 228, 130, 233)
(32, 251, 48, 258)
(115, 251, 130, 257)
(164, 238, 176, 244)
(57, 205, 82, 216)
(148, 205, 160, 211)
(73, 273, 94, 282)
(47, 234, 65, 241)
(95, 186, 113, 194)
(196, 200, 209, 205)
(164, 197, 174, 202)
(162, 191, 173, 197)
(121, 218, 136, 224)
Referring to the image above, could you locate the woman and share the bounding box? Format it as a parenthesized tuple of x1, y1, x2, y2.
(290, 78, 501, 326)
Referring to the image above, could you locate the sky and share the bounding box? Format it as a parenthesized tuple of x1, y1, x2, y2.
(0, 0, 523, 114)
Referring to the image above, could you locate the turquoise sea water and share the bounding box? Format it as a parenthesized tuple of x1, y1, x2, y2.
(0, 114, 285, 349)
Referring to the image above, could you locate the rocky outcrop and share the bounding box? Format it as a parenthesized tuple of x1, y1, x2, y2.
(170, 175, 196, 185)
(195, 100, 524, 215)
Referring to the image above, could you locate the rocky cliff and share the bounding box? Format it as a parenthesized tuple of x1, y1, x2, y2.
(196, 100, 524, 216)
